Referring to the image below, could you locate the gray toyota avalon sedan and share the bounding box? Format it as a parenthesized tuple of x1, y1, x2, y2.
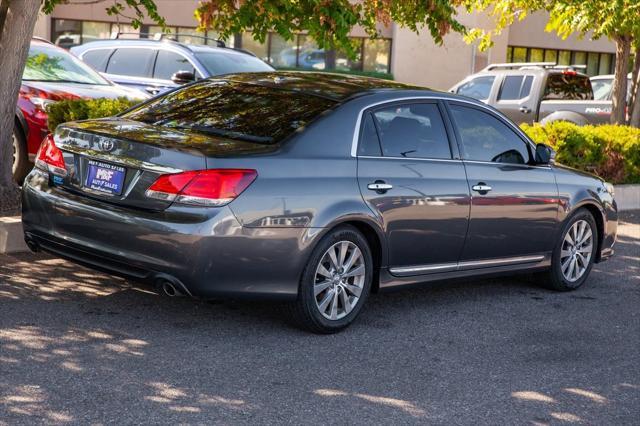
(22, 72, 618, 333)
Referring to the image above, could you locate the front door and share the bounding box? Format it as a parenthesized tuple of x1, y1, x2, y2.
(446, 102, 559, 263)
(357, 101, 470, 274)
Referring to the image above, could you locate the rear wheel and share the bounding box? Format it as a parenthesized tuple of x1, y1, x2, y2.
(545, 209, 598, 291)
(290, 225, 372, 333)
(12, 124, 30, 183)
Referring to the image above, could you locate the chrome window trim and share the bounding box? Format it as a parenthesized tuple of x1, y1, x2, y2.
(389, 254, 546, 276)
(358, 155, 462, 164)
(350, 95, 538, 160)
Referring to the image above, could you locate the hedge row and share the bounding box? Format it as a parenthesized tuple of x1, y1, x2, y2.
(521, 122, 640, 184)
(46, 98, 640, 184)
(47, 97, 141, 132)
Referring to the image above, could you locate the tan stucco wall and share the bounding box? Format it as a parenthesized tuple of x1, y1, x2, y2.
(390, 12, 509, 90)
(508, 11, 615, 53)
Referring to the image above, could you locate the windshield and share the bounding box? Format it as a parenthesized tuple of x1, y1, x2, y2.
(122, 79, 336, 144)
(194, 51, 274, 76)
(22, 44, 110, 85)
(591, 79, 613, 101)
(456, 76, 495, 101)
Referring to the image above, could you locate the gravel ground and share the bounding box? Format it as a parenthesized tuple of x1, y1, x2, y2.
(0, 211, 638, 425)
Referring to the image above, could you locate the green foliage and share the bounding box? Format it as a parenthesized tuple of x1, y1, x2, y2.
(46, 97, 142, 132)
(196, 0, 466, 60)
(521, 122, 640, 184)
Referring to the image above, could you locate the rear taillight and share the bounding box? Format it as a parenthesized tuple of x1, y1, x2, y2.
(35, 134, 67, 176)
(146, 169, 257, 206)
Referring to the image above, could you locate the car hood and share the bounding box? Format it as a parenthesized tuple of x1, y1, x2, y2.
(21, 81, 149, 101)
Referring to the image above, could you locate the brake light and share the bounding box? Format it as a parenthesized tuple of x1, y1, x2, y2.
(146, 169, 257, 206)
(35, 134, 67, 176)
(562, 69, 577, 76)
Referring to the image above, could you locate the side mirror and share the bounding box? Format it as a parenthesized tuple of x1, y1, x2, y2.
(171, 70, 195, 85)
(535, 143, 556, 165)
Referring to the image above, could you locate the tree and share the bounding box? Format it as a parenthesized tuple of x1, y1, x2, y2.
(0, 0, 165, 213)
(467, 0, 640, 126)
(196, 0, 467, 64)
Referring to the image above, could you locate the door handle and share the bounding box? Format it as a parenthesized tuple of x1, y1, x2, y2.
(519, 106, 531, 114)
(145, 87, 161, 95)
(367, 180, 393, 193)
(472, 183, 492, 194)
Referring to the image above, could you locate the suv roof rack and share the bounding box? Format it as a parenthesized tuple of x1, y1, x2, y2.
(483, 62, 556, 71)
(109, 31, 225, 48)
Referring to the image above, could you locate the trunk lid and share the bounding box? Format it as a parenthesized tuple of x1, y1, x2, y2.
(52, 118, 274, 210)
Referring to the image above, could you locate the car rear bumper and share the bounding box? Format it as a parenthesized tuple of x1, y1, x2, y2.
(22, 170, 306, 300)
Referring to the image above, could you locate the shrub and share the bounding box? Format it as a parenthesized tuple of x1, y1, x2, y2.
(274, 67, 394, 80)
(46, 97, 142, 132)
(521, 122, 640, 184)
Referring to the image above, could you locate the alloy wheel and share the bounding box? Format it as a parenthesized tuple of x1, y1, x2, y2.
(314, 241, 366, 320)
(12, 132, 18, 174)
(560, 219, 593, 282)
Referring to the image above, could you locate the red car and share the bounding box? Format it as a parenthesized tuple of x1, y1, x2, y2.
(13, 38, 147, 181)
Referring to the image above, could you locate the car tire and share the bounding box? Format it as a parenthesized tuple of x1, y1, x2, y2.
(12, 124, 30, 183)
(289, 225, 373, 333)
(544, 209, 598, 291)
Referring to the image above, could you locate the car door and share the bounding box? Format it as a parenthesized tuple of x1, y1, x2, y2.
(494, 74, 536, 124)
(446, 101, 559, 263)
(357, 100, 471, 275)
(103, 47, 159, 94)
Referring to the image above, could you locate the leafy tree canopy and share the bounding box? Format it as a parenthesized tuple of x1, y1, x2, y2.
(196, 0, 468, 57)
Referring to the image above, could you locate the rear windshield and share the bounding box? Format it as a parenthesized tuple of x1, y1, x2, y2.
(543, 73, 593, 100)
(122, 79, 336, 144)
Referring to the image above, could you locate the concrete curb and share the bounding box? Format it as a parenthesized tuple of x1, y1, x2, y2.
(0, 216, 28, 254)
(1, 184, 638, 255)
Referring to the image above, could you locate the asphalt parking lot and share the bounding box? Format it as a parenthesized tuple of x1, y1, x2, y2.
(0, 211, 638, 425)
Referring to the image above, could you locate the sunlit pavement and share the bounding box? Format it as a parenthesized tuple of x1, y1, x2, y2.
(0, 212, 638, 425)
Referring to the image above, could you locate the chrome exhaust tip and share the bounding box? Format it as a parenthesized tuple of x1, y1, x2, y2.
(157, 280, 183, 297)
(25, 238, 39, 253)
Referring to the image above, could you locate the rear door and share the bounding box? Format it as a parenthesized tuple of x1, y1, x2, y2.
(357, 100, 470, 275)
(446, 101, 559, 264)
(495, 74, 536, 124)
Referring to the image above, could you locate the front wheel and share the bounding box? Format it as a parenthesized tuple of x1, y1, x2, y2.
(545, 209, 598, 291)
(289, 225, 373, 333)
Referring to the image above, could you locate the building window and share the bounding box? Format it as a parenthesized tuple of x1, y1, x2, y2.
(238, 32, 392, 75)
(506, 45, 615, 76)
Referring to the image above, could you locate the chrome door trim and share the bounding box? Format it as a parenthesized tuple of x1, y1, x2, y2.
(389, 254, 546, 276)
(389, 262, 458, 275)
(458, 255, 545, 270)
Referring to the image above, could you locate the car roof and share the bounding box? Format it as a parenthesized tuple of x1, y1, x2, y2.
(215, 71, 471, 104)
(71, 38, 237, 55)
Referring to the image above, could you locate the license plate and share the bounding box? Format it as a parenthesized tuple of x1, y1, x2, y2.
(85, 160, 126, 196)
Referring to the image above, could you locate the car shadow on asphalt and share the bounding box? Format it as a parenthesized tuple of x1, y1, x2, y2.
(0, 211, 638, 424)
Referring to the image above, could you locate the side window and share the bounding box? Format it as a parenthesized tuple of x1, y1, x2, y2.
(81, 49, 113, 72)
(498, 75, 534, 100)
(449, 104, 530, 164)
(372, 103, 451, 159)
(358, 113, 382, 156)
(153, 50, 195, 80)
(456, 76, 495, 100)
(106, 48, 155, 77)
